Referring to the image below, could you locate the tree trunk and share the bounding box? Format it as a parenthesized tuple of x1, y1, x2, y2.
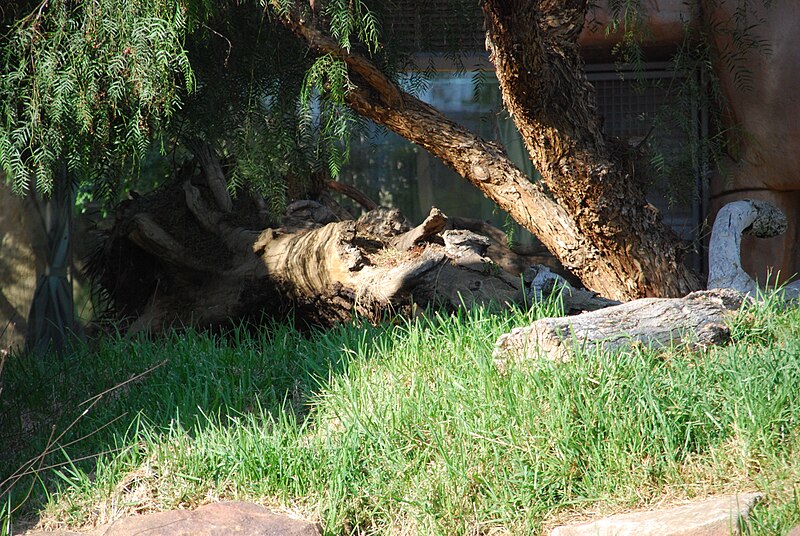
(481, 0, 699, 299)
(274, 2, 701, 301)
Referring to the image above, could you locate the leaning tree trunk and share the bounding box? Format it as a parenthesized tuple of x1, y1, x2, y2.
(275, 2, 701, 301)
(481, 0, 699, 299)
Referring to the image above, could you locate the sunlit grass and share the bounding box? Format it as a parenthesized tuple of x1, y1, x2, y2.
(2, 297, 800, 534)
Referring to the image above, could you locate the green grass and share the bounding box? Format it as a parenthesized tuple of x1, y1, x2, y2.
(2, 298, 800, 535)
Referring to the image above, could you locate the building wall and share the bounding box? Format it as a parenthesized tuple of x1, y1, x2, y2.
(704, 0, 800, 284)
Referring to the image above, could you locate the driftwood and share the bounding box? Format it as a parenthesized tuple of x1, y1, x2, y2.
(707, 199, 800, 299)
(493, 199, 797, 364)
(494, 288, 747, 364)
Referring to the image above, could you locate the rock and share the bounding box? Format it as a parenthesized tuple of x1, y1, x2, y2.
(103, 501, 320, 536)
(787, 525, 800, 536)
(551, 493, 762, 536)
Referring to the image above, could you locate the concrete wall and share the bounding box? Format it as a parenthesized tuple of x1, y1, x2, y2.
(704, 0, 800, 284)
(580, 0, 688, 60)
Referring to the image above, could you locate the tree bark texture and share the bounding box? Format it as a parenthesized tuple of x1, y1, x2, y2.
(493, 288, 747, 364)
(91, 168, 579, 332)
(275, 2, 701, 301)
(481, 0, 700, 300)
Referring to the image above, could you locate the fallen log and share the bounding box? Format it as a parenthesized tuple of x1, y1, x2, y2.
(88, 169, 535, 332)
(493, 288, 748, 364)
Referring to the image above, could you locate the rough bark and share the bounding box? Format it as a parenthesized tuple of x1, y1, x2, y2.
(493, 288, 747, 364)
(481, 0, 700, 299)
(90, 173, 542, 332)
(273, 3, 702, 301)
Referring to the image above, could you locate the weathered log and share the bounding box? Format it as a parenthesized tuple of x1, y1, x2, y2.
(391, 207, 448, 251)
(493, 288, 747, 365)
(707, 199, 800, 299)
(91, 174, 539, 332)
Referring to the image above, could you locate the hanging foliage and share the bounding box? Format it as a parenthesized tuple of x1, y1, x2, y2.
(0, 0, 194, 197)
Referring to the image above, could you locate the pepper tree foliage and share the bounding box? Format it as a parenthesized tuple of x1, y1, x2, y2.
(0, 0, 478, 216)
(0, 0, 193, 197)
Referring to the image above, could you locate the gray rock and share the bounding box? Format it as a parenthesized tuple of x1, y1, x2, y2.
(551, 493, 762, 536)
(103, 501, 320, 536)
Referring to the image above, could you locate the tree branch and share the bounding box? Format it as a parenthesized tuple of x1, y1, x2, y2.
(270, 1, 403, 109)
(271, 6, 617, 291)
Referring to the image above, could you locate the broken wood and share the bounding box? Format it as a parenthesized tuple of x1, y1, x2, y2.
(493, 288, 748, 364)
(89, 174, 537, 332)
(391, 207, 447, 251)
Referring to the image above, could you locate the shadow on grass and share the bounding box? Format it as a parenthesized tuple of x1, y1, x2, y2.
(0, 315, 386, 524)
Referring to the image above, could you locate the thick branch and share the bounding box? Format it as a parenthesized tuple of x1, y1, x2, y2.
(707, 200, 786, 293)
(183, 181, 259, 253)
(326, 180, 379, 211)
(127, 214, 213, 272)
(276, 6, 699, 300)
